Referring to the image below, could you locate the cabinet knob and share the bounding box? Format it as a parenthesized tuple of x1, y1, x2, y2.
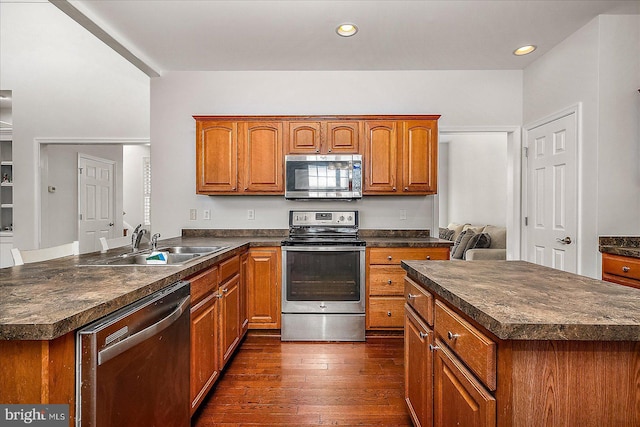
(315, 149, 320, 153)
(387, 279, 392, 284)
(419, 331, 428, 339)
(392, 187, 397, 191)
(222, 288, 228, 294)
(387, 311, 392, 317)
(426, 256, 431, 260)
(328, 149, 332, 152)
(387, 255, 393, 260)
(407, 293, 417, 300)
(404, 187, 409, 191)
(447, 331, 460, 340)
(429, 344, 440, 352)
(622, 266, 631, 273)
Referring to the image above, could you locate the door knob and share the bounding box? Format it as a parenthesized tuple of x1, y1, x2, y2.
(108, 222, 114, 226)
(556, 237, 572, 244)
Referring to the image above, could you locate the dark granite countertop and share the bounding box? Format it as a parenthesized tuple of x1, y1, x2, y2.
(402, 260, 640, 341)
(599, 236, 640, 259)
(0, 230, 449, 341)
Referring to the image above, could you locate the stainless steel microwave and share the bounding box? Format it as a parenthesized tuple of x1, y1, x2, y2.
(285, 154, 363, 199)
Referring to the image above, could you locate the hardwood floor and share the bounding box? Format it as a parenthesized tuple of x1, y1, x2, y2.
(192, 334, 412, 427)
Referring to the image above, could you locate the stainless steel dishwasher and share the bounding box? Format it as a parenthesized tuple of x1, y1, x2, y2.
(76, 281, 190, 427)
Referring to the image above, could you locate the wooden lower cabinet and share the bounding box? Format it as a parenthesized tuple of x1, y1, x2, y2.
(190, 291, 219, 414)
(247, 247, 281, 329)
(433, 340, 496, 427)
(404, 305, 434, 427)
(219, 274, 241, 368)
(602, 252, 640, 290)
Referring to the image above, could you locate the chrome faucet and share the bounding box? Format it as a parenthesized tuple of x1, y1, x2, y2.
(131, 224, 148, 251)
(151, 233, 161, 251)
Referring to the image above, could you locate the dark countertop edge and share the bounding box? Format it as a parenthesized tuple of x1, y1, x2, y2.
(598, 236, 640, 258)
(402, 261, 640, 342)
(599, 245, 640, 259)
(1, 233, 450, 341)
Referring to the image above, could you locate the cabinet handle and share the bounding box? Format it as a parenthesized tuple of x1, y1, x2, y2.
(426, 256, 431, 260)
(429, 344, 440, 352)
(392, 187, 397, 191)
(328, 149, 332, 152)
(217, 293, 223, 299)
(387, 279, 392, 284)
(404, 187, 408, 191)
(419, 331, 428, 339)
(387, 255, 393, 260)
(222, 288, 228, 294)
(622, 266, 630, 273)
(447, 331, 460, 340)
(387, 311, 392, 317)
(407, 293, 417, 300)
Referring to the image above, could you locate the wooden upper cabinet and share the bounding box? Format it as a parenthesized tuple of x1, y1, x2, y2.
(286, 121, 360, 154)
(402, 120, 438, 194)
(287, 121, 322, 153)
(239, 122, 284, 193)
(196, 120, 238, 193)
(364, 121, 398, 193)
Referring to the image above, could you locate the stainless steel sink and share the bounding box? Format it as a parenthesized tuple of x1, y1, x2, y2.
(83, 245, 229, 266)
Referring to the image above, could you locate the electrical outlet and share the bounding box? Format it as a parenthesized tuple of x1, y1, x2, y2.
(247, 209, 255, 220)
(203, 209, 211, 220)
(189, 209, 197, 220)
(400, 209, 407, 220)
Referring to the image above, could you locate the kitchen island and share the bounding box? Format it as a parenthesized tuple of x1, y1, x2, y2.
(401, 260, 640, 427)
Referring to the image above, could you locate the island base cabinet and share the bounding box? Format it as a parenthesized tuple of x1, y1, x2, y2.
(404, 305, 433, 427)
(433, 340, 496, 427)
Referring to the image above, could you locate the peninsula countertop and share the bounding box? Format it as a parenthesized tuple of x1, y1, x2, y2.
(401, 260, 640, 341)
(0, 232, 450, 341)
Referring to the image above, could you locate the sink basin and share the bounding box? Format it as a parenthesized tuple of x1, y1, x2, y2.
(82, 245, 229, 266)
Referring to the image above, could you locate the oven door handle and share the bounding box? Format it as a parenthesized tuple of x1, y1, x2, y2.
(282, 246, 365, 252)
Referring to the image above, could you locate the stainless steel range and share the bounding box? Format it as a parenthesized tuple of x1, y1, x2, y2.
(281, 210, 366, 341)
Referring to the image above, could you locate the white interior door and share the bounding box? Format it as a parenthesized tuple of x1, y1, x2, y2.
(78, 154, 115, 254)
(525, 112, 578, 273)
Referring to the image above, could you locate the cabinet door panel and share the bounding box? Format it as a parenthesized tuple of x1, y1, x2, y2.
(434, 340, 496, 427)
(402, 120, 437, 193)
(247, 247, 281, 328)
(196, 121, 238, 193)
(405, 305, 433, 427)
(190, 292, 218, 414)
(287, 121, 322, 153)
(364, 121, 398, 193)
(326, 121, 360, 153)
(240, 122, 283, 193)
(219, 275, 240, 368)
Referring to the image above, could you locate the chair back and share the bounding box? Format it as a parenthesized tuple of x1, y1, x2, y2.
(99, 236, 132, 252)
(11, 241, 80, 266)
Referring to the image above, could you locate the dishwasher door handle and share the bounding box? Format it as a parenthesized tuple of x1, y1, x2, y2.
(98, 295, 190, 365)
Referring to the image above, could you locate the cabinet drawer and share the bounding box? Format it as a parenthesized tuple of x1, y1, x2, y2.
(369, 247, 449, 265)
(219, 254, 240, 283)
(368, 297, 405, 328)
(435, 300, 496, 391)
(404, 277, 434, 326)
(602, 253, 640, 282)
(369, 265, 405, 295)
(189, 266, 219, 304)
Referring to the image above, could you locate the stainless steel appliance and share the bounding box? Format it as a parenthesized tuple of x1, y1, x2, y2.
(284, 154, 363, 199)
(76, 281, 190, 427)
(281, 210, 366, 341)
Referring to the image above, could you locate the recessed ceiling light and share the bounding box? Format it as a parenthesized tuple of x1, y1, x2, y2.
(336, 23, 358, 37)
(513, 45, 537, 56)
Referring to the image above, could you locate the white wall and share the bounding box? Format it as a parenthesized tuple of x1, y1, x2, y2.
(40, 145, 123, 248)
(439, 133, 508, 228)
(0, 2, 150, 250)
(123, 144, 151, 231)
(150, 71, 522, 238)
(524, 15, 640, 278)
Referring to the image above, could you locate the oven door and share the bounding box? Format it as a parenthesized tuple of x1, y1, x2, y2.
(281, 245, 365, 314)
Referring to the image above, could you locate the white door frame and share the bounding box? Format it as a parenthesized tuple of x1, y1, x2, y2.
(522, 103, 582, 272)
(34, 137, 149, 248)
(436, 126, 522, 260)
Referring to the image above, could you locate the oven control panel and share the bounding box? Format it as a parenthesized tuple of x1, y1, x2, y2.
(290, 211, 357, 227)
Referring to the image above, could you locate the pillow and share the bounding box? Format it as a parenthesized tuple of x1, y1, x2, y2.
(482, 225, 507, 249)
(446, 223, 469, 241)
(438, 227, 455, 241)
(465, 232, 492, 252)
(451, 229, 476, 259)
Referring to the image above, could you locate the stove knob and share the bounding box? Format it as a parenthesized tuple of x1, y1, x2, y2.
(348, 215, 353, 221)
(339, 215, 345, 222)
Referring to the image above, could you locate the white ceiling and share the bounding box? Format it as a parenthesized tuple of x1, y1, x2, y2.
(60, 0, 639, 76)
